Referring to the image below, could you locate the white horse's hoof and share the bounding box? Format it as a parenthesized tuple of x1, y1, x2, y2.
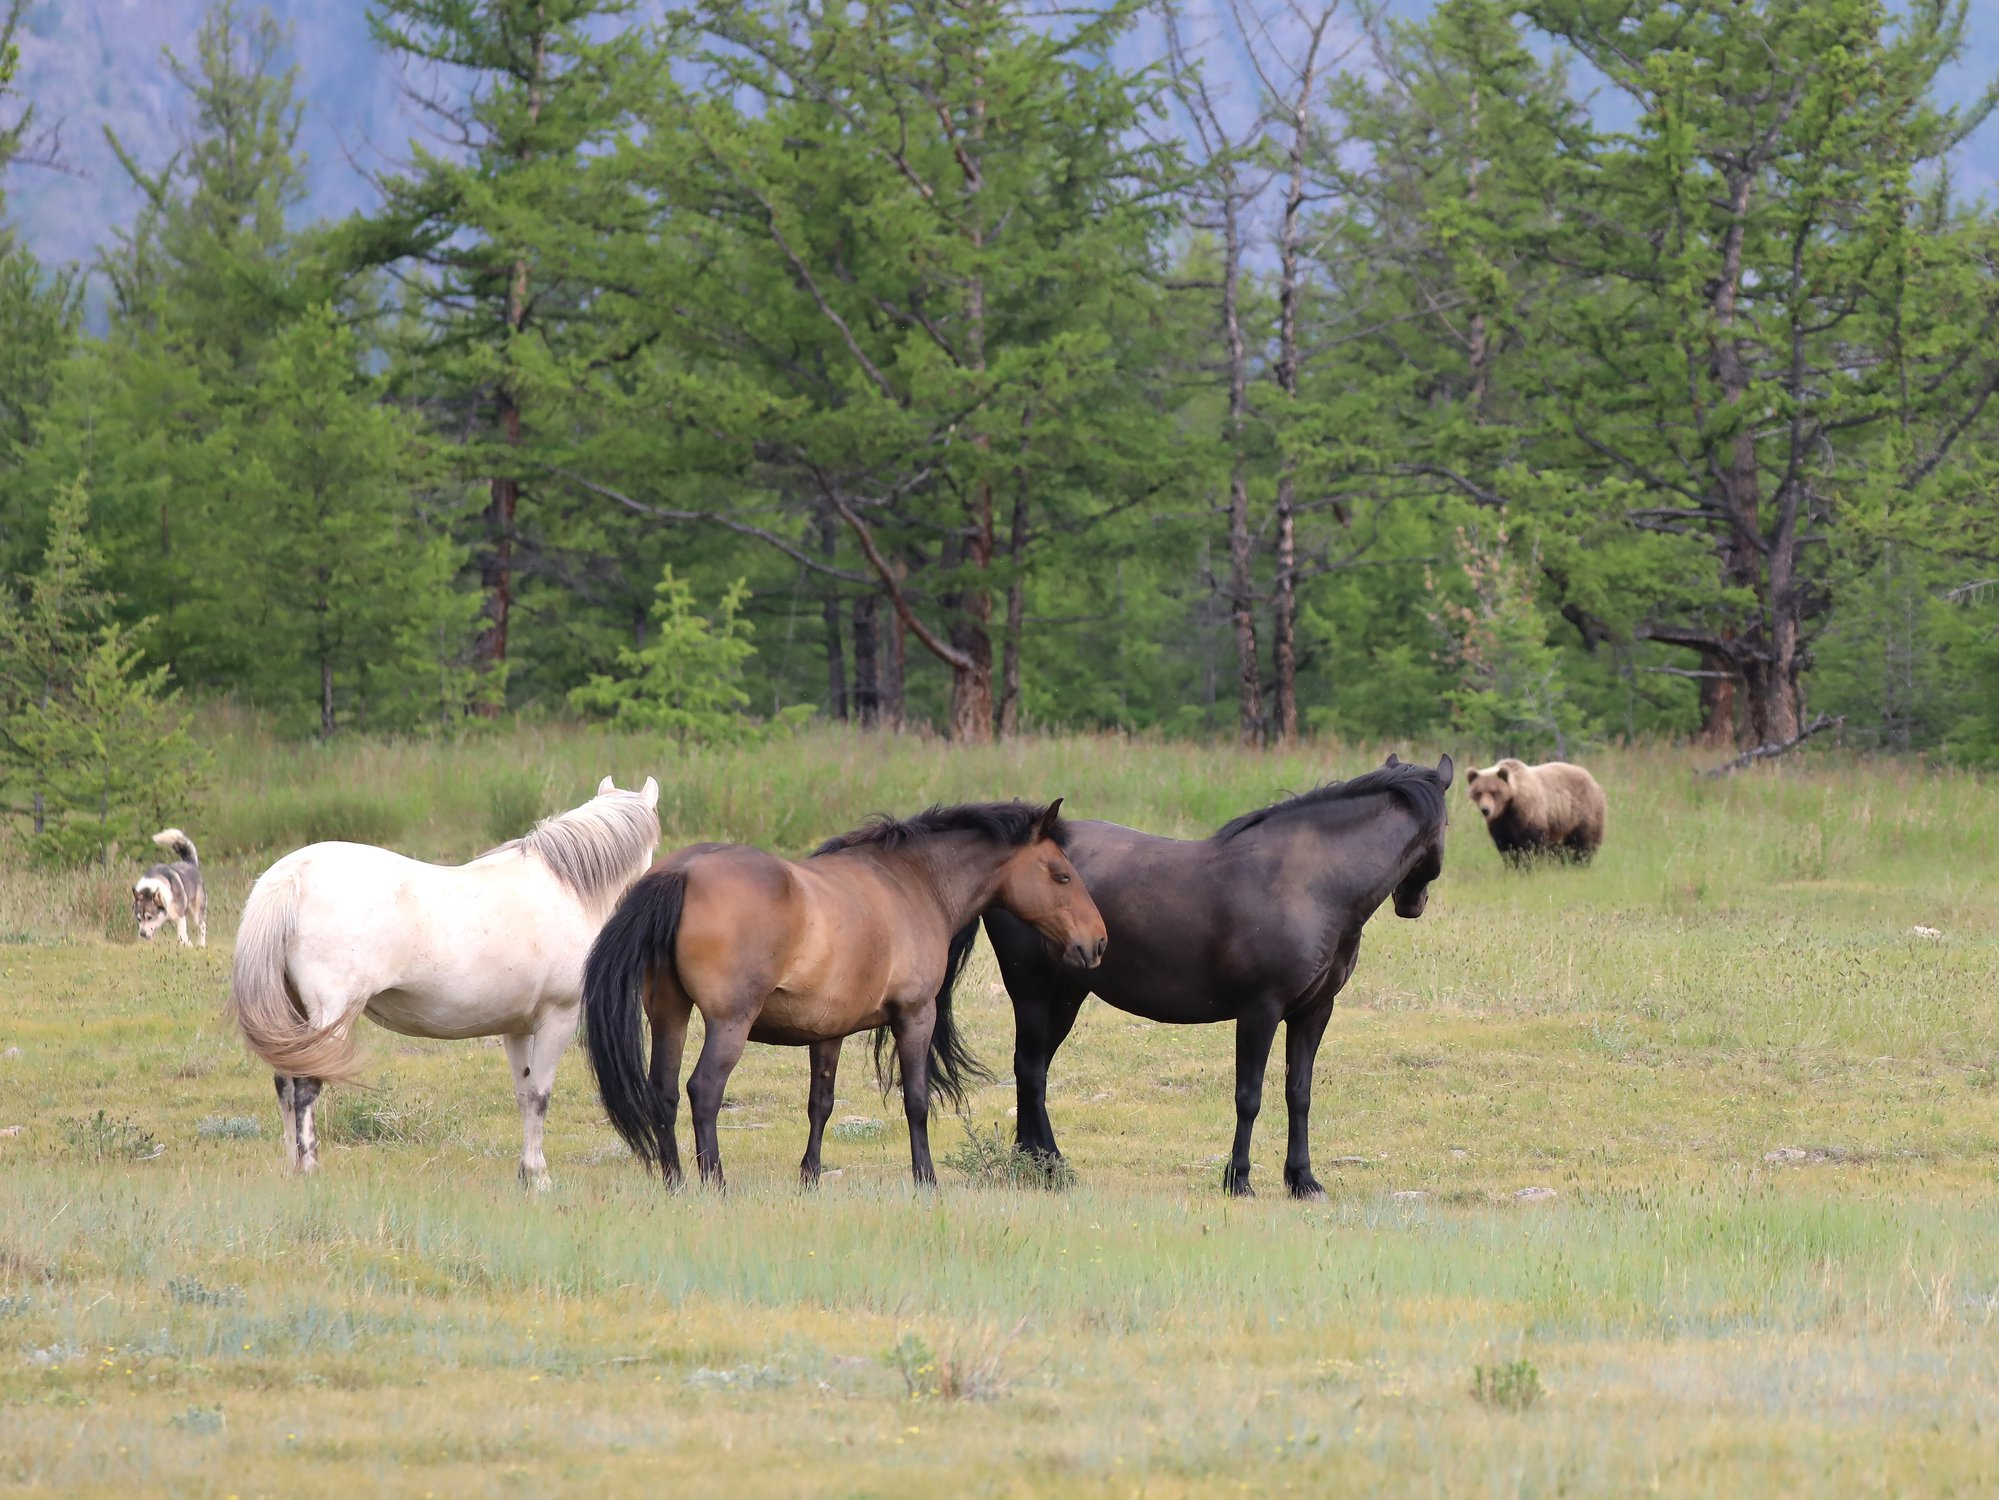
(520, 1165, 552, 1192)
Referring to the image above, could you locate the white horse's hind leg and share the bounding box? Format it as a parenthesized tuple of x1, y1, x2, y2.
(506, 1006, 579, 1191)
(292, 1078, 324, 1172)
(273, 1076, 300, 1168)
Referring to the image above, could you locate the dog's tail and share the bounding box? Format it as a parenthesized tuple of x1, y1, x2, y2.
(227, 862, 363, 1083)
(152, 828, 199, 866)
(583, 867, 685, 1176)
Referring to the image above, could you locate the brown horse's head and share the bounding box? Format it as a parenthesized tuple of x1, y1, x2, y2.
(994, 799, 1107, 970)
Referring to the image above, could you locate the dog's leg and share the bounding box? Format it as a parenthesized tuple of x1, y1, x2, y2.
(195, 890, 207, 948)
(176, 912, 191, 947)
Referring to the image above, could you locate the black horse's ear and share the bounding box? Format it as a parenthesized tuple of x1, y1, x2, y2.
(1385, 752, 1401, 767)
(1436, 752, 1455, 788)
(1036, 797, 1066, 838)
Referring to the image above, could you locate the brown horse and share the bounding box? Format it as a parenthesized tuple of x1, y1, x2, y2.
(584, 799, 1106, 1189)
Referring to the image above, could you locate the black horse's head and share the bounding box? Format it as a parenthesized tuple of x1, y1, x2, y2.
(1384, 752, 1452, 918)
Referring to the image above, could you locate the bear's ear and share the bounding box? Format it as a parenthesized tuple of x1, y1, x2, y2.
(1496, 765, 1509, 782)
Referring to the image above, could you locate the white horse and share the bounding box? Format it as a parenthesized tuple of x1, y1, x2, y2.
(228, 775, 660, 1186)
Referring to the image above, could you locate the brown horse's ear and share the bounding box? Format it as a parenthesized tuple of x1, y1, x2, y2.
(1035, 797, 1065, 840)
(1436, 752, 1454, 789)
(1385, 752, 1401, 767)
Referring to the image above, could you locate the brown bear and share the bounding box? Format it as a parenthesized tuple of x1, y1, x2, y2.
(1465, 758, 1606, 864)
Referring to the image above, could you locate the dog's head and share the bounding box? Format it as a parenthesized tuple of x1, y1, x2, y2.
(132, 875, 174, 940)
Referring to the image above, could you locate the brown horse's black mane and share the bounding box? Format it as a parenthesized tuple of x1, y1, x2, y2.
(813, 799, 1068, 857)
(1214, 762, 1448, 842)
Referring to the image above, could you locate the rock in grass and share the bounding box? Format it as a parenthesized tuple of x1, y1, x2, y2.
(1514, 1185, 1557, 1203)
(1764, 1147, 1810, 1165)
(1391, 1190, 1427, 1202)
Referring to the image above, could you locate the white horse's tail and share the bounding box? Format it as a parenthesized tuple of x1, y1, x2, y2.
(228, 864, 365, 1083)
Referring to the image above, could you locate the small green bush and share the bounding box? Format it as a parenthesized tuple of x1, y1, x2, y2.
(1472, 1356, 1543, 1412)
(941, 1125, 1074, 1190)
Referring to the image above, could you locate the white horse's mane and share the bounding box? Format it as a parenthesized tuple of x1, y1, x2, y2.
(491, 792, 660, 904)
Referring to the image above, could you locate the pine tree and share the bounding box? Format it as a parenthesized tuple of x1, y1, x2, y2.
(341, 0, 657, 712)
(567, 567, 812, 744)
(0, 479, 204, 866)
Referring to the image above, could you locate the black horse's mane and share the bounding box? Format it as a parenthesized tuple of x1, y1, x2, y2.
(813, 798, 1068, 857)
(1214, 762, 1448, 841)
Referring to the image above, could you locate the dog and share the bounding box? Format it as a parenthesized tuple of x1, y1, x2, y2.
(133, 829, 207, 947)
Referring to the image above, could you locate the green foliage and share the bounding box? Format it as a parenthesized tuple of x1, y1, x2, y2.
(0, 479, 206, 867)
(1426, 520, 1594, 760)
(568, 567, 812, 744)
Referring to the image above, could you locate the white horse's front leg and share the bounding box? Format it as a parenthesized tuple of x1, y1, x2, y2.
(505, 1005, 579, 1191)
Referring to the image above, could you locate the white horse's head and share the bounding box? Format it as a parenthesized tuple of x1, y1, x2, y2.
(596, 774, 660, 808)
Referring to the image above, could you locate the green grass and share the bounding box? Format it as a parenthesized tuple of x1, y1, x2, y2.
(1, 723, 1996, 1496)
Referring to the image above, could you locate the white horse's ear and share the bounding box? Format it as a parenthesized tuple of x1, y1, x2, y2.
(640, 776, 659, 808)
(597, 775, 616, 796)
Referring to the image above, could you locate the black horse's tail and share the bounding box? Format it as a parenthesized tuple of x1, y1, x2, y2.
(874, 919, 996, 1111)
(583, 868, 685, 1175)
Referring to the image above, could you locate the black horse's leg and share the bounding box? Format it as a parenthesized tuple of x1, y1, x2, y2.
(1224, 1005, 1282, 1196)
(893, 1011, 938, 1187)
(648, 993, 691, 1188)
(1012, 985, 1085, 1161)
(686, 1012, 752, 1189)
(799, 1037, 842, 1186)
(1281, 996, 1336, 1200)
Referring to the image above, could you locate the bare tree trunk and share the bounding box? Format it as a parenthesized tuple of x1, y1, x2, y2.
(885, 591, 907, 731)
(819, 511, 847, 720)
(852, 594, 881, 728)
(946, 55, 996, 745)
(1222, 187, 1262, 746)
(1268, 21, 1331, 747)
(997, 423, 1032, 740)
(473, 20, 546, 716)
(1697, 648, 1737, 746)
(320, 653, 335, 738)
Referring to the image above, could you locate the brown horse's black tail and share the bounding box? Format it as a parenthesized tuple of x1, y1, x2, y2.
(874, 920, 996, 1111)
(583, 868, 683, 1176)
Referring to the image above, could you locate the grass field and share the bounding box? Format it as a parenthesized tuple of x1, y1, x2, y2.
(2, 722, 1997, 1496)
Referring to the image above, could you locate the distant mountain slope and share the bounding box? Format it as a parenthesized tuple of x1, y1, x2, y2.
(7, 0, 1998, 274)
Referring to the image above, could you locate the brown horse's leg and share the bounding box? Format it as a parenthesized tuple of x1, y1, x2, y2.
(1225, 1006, 1281, 1196)
(799, 1037, 842, 1186)
(686, 1011, 753, 1189)
(892, 1011, 939, 1187)
(647, 986, 693, 1188)
(1281, 997, 1336, 1200)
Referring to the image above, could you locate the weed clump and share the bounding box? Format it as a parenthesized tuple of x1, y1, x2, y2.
(1472, 1356, 1543, 1412)
(62, 1111, 163, 1162)
(196, 1115, 263, 1140)
(942, 1125, 1074, 1190)
(882, 1325, 1020, 1402)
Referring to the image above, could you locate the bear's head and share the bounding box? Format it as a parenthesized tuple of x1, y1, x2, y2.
(1465, 761, 1522, 825)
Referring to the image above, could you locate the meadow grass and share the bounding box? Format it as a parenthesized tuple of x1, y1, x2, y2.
(1, 722, 1996, 1496)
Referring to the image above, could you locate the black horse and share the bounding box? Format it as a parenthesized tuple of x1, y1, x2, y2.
(984, 754, 1452, 1198)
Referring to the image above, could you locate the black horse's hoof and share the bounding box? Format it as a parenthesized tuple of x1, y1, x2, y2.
(1223, 1169, 1255, 1197)
(1287, 1176, 1327, 1202)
